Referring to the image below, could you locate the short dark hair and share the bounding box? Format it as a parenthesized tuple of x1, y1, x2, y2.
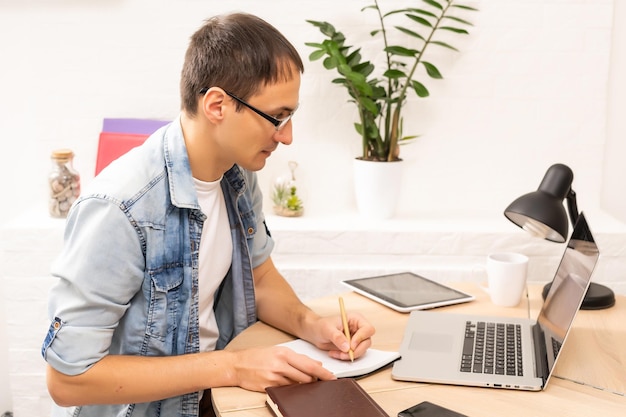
(180, 13, 304, 116)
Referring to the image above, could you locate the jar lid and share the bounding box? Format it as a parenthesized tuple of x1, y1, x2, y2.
(51, 149, 74, 160)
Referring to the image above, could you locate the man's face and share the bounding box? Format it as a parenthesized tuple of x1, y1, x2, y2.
(220, 70, 301, 172)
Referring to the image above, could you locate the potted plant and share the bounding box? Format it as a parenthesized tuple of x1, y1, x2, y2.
(306, 0, 477, 218)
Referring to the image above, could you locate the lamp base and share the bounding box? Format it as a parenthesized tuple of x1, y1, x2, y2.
(542, 282, 615, 310)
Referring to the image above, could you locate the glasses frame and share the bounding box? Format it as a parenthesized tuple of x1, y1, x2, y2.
(199, 88, 297, 131)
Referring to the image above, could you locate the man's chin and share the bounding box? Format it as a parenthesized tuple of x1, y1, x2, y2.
(239, 158, 267, 172)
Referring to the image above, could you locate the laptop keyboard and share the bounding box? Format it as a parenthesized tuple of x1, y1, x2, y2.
(551, 337, 562, 360)
(460, 321, 523, 376)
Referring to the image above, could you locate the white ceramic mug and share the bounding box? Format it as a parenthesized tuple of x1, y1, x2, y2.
(481, 252, 529, 307)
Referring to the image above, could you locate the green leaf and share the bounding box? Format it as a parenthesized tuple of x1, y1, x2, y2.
(444, 16, 474, 26)
(367, 122, 379, 139)
(332, 32, 346, 45)
(308, 49, 327, 61)
(344, 71, 373, 96)
(385, 45, 418, 57)
(359, 97, 380, 115)
(452, 4, 480, 12)
(383, 9, 408, 18)
(406, 14, 433, 27)
(319, 22, 337, 37)
(346, 49, 362, 66)
(321, 39, 339, 53)
(411, 80, 430, 97)
(371, 85, 387, 99)
(353, 62, 375, 77)
(399, 135, 419, 142)
(345, 71, 368, 86)
(439, 26, 470, 35)
(304, 42, 324, 48)
(383, 69, 407, 79)
(394, 26, 426, 42)
(422, 61, 443, 79)
(305, 19, 323, 27)
(326, 42, 347, 64)
(323, 56, 338, 70)
(430, 40, 459, 52)
(338, 63, 352, 76)
(405, 8, 438, 19)
(423, 0, 443, 10)
(305, 20, 338, 38)
(371, 29, 382, 37)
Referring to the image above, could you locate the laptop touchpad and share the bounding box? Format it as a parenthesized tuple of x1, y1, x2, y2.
(409, 332, 454, 353)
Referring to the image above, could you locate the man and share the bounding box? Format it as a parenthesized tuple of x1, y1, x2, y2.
(42, 13, 375, 417)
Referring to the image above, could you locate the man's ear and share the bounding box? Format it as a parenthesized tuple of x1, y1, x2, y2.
(200, 87, 227, 125)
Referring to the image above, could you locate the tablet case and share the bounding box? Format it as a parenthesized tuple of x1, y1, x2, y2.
(265, 378, 389, 417)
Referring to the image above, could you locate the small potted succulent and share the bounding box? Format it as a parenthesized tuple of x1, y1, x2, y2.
(271, 161, 304, 217)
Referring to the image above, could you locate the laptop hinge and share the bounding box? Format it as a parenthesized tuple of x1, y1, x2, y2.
(532, 323, 549, 383)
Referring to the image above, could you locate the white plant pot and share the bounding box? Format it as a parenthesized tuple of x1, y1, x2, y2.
(353, 158, 403, 219)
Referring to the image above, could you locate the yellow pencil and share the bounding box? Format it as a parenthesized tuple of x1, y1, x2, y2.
(338, 296, 354, 362)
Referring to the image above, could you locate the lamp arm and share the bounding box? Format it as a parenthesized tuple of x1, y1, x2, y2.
(566, 189, 579, 227)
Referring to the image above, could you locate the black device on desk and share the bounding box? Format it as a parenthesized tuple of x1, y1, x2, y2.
(341, 272, 475, 313)
(399, 401, 467, 417)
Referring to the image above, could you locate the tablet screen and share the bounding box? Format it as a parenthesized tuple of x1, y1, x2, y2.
(342, 272, 474, 312)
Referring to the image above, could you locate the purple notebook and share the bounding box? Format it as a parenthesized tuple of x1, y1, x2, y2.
(102, 118, 170, 134)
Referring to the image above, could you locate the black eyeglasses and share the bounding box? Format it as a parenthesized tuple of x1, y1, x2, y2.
(199, 88, 298, 131)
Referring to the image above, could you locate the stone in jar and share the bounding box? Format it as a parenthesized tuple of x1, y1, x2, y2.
(48, 149, 81, 218)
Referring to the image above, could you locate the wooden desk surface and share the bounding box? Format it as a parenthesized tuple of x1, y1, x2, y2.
(212, 283, 626, 416)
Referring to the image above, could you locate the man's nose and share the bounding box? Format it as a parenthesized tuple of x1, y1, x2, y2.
(273, 122, 293, 145)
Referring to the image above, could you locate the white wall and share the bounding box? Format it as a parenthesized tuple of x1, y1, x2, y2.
(603, 0, 626, 222)
(0, 0, 623, 224)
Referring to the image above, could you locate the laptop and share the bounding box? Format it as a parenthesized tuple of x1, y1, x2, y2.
(392, 212, 599, 391)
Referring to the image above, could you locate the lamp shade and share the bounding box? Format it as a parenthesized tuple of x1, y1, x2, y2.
(504, 164, 574, 243)
(503, 163, 615, 310)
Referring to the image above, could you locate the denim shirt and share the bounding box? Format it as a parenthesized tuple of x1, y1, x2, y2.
(42, 117, 274, 417)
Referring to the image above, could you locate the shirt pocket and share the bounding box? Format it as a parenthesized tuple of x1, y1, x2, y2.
(146, 265, 184, 345)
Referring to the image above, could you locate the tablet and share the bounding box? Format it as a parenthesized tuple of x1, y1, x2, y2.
(341, 272, 475, 313)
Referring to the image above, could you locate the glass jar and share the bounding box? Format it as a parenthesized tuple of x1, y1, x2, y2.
(271, 161, 304, 217)
(48, 149, 81, 218)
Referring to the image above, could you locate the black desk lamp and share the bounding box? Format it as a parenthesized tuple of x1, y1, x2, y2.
(504, 163, 615, 309)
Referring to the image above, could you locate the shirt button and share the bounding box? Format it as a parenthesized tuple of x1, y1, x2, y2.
(247, 227, 254, 235)
(53, 321, 61, 330)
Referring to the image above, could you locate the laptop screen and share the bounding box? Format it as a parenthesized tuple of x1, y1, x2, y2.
(536, 212, 599, 373)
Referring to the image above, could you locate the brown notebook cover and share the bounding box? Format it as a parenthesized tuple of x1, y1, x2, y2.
(265, 378, 389, 417)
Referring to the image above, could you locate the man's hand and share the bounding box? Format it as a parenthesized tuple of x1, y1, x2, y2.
(306, 312, 376, 362)
(231, 346, 336, 392)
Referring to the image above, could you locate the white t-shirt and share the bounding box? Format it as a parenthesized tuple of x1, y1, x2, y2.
(193, 177, 233, 352)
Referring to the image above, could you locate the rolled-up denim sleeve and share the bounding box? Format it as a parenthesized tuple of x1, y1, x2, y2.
(42, 196, 145, 376)
(243, 170, 274, 268)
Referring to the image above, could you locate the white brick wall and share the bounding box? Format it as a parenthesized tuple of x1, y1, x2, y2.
(2, 208, 625, 416)
(265, 212, 626, 300)
(1, 215, 65, 417)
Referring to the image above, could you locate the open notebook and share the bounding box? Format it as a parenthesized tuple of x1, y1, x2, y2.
(279, 339, 400, 378)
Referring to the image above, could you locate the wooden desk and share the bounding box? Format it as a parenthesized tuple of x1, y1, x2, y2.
(212, 284, 626, 416)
